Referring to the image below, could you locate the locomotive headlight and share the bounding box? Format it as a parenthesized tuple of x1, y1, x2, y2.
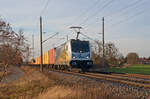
(73, 56, 76, 59)
(86, 56, 89, 59)
(86, 55, 90, 59)
(72, 54, 76, 59)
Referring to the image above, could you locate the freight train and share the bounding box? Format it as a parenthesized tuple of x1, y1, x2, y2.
(32, 39, 93, 72)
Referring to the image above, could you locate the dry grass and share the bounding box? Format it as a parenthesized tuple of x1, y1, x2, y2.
(0, 71, 11, 77)
(0, 66, 12, 82)
(0, 66, 149, 99)
(35, 71, 135, 99)
(37, 86, 77, 99)
(0, 66, 12, 78)
(37, 85, 133, 99)
(0, 66, 53, 99)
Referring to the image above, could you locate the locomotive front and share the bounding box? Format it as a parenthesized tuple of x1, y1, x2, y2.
(70, 39, 93, 71)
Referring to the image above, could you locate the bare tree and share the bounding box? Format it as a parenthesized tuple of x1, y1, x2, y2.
(0, 18, 29, 82)
(92, 41, 123, 67)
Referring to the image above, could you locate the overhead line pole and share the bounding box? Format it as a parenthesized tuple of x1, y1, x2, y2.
(40, 16, 43, 72)
(32, 34, 34, 59)
(67, 35, 68, 41)
(102, 17, 105, 72)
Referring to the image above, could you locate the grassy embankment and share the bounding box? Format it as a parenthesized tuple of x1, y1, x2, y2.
(0, 66, 52, 99)
(107, 64, 150, 75)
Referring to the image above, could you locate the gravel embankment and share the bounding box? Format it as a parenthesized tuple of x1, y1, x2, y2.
(47, 71, 150, 99)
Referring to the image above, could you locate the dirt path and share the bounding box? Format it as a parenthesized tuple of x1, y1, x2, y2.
(0, 66, 24, 83)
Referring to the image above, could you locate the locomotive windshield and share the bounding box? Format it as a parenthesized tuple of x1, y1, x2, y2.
(71, 40, 89, 53)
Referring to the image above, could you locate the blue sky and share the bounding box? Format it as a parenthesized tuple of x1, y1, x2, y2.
(0, 0, 150, 57)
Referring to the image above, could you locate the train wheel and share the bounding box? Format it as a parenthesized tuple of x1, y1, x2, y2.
(63, 65, 67, 71)
(55, 65, 58, 70)
(58, 65, 60, 70)
(81, 66, 87, 73)
(51, 65, 53, 70)
(61, 66, 65, 70)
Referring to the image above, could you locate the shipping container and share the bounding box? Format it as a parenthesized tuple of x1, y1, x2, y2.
(46, 51, 49, 64)
(43, 53, 45, 64)
(43, 51, 49, 64)
(35, 57, 39, 64)
(37, 57, 41, 64)
(37, 57, 39, 64)
(49, 48, 55, 64)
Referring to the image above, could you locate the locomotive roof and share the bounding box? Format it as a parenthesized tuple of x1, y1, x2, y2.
(54, 39, 89, 49)
(70, 39, 89, 42)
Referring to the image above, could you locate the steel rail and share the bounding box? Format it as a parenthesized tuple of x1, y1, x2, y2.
(50, 70, 150, 90)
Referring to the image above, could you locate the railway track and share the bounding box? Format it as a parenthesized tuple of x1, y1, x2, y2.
(49, 70, 150, 90)
(27, 65, 150, 90)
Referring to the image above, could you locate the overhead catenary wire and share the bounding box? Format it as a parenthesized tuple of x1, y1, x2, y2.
(105, 0, 148, 24)
(84, 0, 144, 29)
(34, 0, 52, 31)
(63, 0, 115, 40)
(79, 0, 115, 26)
(42, 32, 59, 43)
(107, 5, 150, 28)
(34, 0, 149, 47)
(35, 0, 52, 28)
(33, 0, 53, 57)
(84, 0, 148, 30)
(80, 32, 98, 42)
(67, 0, 102, 27)
(63, 0, 102, 39)
(105, 0, 143, 18)
(40, 0, 52, 16)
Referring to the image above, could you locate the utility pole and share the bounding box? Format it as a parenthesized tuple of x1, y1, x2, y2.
(67, 35, 68, 41)
(32, 34, 34, 59)
(102, 17, 105, 72)
(40, 16, 43, 72)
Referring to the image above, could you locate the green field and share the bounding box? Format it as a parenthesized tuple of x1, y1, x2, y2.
(107, 64, 150, 75)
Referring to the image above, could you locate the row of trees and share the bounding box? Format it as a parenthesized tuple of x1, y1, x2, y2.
(92, 41, 124, 67)
(92, 41, 141, 67)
